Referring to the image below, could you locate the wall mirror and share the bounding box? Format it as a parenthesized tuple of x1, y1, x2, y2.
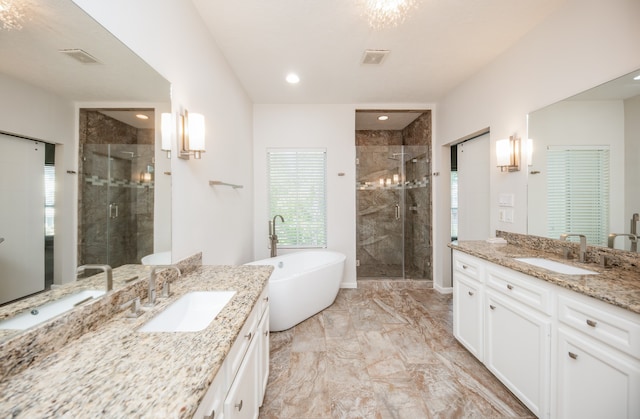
(0, 0, 171, 330)
(527, 69, 640, 251)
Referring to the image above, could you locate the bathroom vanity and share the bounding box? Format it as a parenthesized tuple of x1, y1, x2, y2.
(451, 241, 640, 419)
(0, 264, 272, 418)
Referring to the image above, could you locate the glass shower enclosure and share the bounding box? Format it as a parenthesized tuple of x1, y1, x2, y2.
(78, 143, 154, 268)
(356, 145, 431, 280)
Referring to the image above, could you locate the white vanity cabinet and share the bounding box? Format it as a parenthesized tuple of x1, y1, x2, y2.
(452, 251, 484, 360)
(554, 292, 640, 419)
(194, 287, 270, 419)
(452, 249, 640, 419)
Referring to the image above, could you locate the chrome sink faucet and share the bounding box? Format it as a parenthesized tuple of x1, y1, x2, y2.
(607, 233, 638, 250)
(77, 264, 113, 291)
(560, 234, 587, 262)
(146, 265, 181, 306)
(269, 215, 285, 258)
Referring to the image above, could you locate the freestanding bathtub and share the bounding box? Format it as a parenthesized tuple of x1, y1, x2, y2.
(246, 250, 346, 332)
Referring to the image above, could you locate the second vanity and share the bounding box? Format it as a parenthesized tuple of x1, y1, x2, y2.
(450, 239, 640, 419)
(0, 264, 272, 418)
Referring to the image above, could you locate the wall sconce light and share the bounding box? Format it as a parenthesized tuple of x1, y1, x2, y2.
(526, 138, 533, 166)
(178, 110, 206, 160)
(496, 135, 520, 172)
(160, 113, 173, 159)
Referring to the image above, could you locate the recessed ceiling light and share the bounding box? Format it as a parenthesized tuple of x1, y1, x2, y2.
(378, 115, 389, 121)
(136, 114, 149, 120)
(634, 74, 640, 81)
(286, 73, 300, 84)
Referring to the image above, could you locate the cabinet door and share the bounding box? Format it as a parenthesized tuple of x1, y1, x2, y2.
(225, 336, 259, 419)
(258, 306, 270, 407)
(453, 273, 483, 360)
(557, 329, 640, 419)
(485, 291, 551, 418)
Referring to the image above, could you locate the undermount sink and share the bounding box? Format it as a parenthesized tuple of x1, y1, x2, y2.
(0, 289, 106, 330)
(138, 291, 236, 333)
(515, 258, 599, 275)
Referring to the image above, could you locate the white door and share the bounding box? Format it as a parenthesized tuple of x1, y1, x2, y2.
(457, 133, 490, 240)
(0, 134, 45, 304)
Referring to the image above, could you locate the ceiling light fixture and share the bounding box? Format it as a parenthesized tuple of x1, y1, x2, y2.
(378, 115, 389, 121)
(634, 74, 640, 81)
(0, 0, 29, 31)
(359, 0, 421, 30)
(136, 114, 149, 120)
(286, 73, 300, 84)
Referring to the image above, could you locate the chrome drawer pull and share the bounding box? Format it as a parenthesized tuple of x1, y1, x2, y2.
(568, 352, 578, 360)
(586, 319, 597, 327)
(468, 291, 474, 296)
(264, 296, 269, 302)
(489, 305, 496, 310)
(462, 264, 468, 270)
(235, 400, 243, 411)
(265, 330, 270, 337)
(245, 332, 253, 340)
(507, 284, 514, 290)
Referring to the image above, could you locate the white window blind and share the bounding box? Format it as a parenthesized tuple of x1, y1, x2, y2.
(268, 149, 327, 248)
(44, 165, 55, 236)
(547, 146, 609, 246)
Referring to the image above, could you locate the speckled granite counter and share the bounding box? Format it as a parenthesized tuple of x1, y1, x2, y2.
(449, 240, 640, 314)
(0, 264, 272, 418)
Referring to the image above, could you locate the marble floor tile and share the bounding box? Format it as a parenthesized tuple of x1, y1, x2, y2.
(259, 282, 534, 419)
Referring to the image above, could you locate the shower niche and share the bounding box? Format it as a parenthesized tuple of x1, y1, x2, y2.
(355, 110, 432, 281)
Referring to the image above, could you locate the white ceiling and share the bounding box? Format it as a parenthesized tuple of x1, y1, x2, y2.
(0, 0, 169, 104)
(192, 0, 567, 105)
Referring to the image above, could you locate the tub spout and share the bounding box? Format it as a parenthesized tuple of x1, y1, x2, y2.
(269, 215, 285, 257)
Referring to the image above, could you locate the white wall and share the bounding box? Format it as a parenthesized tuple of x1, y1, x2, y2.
(0, 73, 77, 285)
(434, 0, 640, 290)
(253, 105, 357, 287)
(73, 0, 256, 265)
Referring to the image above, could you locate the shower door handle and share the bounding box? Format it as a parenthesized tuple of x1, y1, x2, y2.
(109, 203, 119, 219)
(395, 204, 400, 220)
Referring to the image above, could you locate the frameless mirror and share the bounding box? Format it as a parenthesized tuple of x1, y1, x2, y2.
(527, 69, 640, 251)
(0, 0, 171, 336)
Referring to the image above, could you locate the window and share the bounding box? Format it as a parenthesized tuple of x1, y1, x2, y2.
(44, 165, 55, 236)
(267, 149, 327, 248)
(547, 146, 610, 246)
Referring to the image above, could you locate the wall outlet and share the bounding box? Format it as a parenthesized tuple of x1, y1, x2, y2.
(356, 259, 360, 267)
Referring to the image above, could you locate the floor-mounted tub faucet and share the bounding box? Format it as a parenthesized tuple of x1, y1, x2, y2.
(77, 264, 113, 291)
(560, 234, 587, 262)
(269, 215, 285, 257)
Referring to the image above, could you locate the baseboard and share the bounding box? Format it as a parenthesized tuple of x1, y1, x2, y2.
(434, 283, 453, 294)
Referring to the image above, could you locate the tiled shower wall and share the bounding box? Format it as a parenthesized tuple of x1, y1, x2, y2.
(78, 110, 154, 269)
(355, 112, 432, 280)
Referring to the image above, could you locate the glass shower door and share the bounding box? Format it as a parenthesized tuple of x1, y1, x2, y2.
(356, 145, 405, 278)
(79, 144, 154, 268)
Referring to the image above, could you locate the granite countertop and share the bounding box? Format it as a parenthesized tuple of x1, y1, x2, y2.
(0, 265, 151, 342)
(449, 241, 640, 315)
(0, 265, 272, 418)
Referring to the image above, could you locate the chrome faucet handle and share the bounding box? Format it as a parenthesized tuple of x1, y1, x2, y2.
(120, 297, 142, 318)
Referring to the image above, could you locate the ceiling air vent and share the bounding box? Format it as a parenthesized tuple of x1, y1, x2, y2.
(361, 49, 390, 65)
(59, 49, 100, 64)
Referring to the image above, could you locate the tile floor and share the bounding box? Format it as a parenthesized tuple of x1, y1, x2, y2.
(259, 280, 534, 419)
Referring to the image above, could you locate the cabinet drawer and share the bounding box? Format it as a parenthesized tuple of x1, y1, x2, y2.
(486, 264, 552, 315)
(453, 251, 483, 282)
(558, 293, 640, 359)
(256, 287, 269, 320)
